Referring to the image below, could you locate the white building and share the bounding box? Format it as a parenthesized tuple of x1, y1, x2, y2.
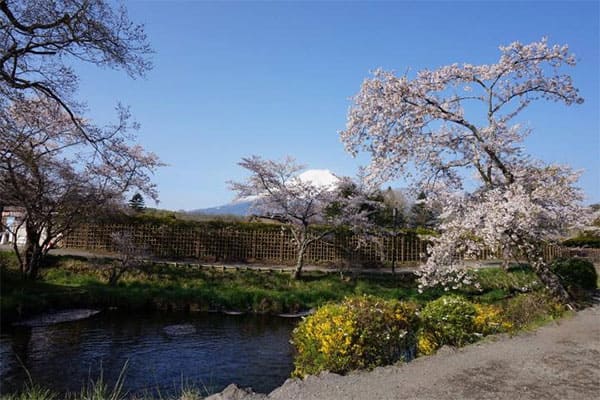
(0, 207, 27, 246)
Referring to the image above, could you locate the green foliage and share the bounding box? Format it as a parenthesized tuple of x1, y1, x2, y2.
(417, 295, 513, 356)
(417, 295, 477, 353)
(409, 192, 437, 229)
(0, 385, 56, 400)
(502, 292, 565, 330)
(1, 253, 425, 322)
(550, 257, 598, 293)
(0, 250, 18, 269)
(562, 235, 600, 248)
(2, 250, 561, 322)
(128, 193, 146, 213)
(291, 296, 418, 377)
(76, 363, 128, 400)
(469, 266, 541, 298)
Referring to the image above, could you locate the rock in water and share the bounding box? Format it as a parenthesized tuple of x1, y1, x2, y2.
(13, 309, 101, 327)
(163, 324, 197, 336)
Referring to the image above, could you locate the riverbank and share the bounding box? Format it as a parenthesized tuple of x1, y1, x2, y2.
(0, 251, 416, 323)
(2, 248, 597, 399)
(209, 303, 600, 400)
(0, 250, 541, 324)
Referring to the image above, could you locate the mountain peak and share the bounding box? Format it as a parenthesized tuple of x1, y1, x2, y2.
(295, 169, 340, 188)
(190, 169, 341, 216)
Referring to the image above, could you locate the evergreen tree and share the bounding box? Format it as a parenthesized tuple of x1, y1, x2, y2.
(409, 192, 435, 229)
(129, 193, 145, 212)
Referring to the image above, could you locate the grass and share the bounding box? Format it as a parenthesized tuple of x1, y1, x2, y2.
(0, 362, 208, 400)
(1, 250, 582, 399)
(1, 249, 546, 323)
(1, 254, 425, 320)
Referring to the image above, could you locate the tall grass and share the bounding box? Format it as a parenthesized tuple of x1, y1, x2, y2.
(0, 362, 209, 400)
(1, 251, 545, 322)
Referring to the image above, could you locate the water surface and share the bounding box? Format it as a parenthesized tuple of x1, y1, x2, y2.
(1, 310, 297, 397)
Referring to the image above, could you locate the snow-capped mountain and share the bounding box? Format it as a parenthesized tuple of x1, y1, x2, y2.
(294, 169, 340, 188)
(189, 169, 340, 216)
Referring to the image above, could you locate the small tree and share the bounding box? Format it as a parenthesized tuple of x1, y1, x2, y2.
(105, 231, 148, 286)
(128, 193, 146, 213)
(409, 192, 437, 229)
(0, 97, 161, 279)
(0, 0, 153, 218)
(229, 156, 374, 279)
(341, 38, 587, 302)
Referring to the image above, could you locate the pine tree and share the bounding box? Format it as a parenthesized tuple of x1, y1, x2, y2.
(129, 193, 145, 212)
(409, 192, 435, 229)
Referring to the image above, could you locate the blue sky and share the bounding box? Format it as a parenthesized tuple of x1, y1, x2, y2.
(75, 1, 599, 210)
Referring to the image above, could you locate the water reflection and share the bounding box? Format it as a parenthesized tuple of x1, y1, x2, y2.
(1, 311, 297, 397)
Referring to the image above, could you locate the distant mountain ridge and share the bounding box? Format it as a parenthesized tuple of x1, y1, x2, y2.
(189, 200, 252, 216)
(189, 169, 340, 216)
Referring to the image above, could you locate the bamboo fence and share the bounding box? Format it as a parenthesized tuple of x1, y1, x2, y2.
(63, 223, 575, 266)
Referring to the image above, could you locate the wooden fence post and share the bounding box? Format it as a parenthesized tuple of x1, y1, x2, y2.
(279, 230, 285, 263)
(251, 230, 256, 260)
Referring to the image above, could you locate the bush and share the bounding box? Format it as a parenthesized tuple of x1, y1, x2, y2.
(562, 235, 600, 248)
(417, 295, 476, 353)
(550, 257, 598, 291)
(417, 296, 512, 356)
(0, 250, 18, 269)
(473, 303, 512, 335)
(502, 292, 564, 329)
(291, 295, 418, 377)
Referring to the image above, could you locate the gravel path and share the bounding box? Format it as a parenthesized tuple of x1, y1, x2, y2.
(210, 305, 600, 400)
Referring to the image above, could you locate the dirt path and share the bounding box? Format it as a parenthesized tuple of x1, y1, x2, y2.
(212, 305, 600, 400)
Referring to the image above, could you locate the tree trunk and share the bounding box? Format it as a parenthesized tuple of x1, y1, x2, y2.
(24, 241, 42, 280)
(528, 253, 572, 305)
(293, 244, 307, 280)
(22, 223, 43, 280)
(108, 269, 119, 286)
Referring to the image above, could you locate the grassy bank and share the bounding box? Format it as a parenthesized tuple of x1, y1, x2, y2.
(2, 250, 585, 400)
(1, 250, 542, 323)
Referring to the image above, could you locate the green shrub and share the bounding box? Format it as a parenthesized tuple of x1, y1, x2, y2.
(502, 292, 564, 329)
(562, 235, 600, 248)
(291, 295, 418, 377)
(417, 296, 514, 356)
(472, 303, 513, 335)
(0, 250, 18, 269)
(417, 295, 477, 353)
(550, 257, 598, 291)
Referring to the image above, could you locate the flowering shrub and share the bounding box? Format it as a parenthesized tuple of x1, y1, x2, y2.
(503, 292, 565, 329)
(473, 304, 513, 335)
(418, 295, 477, 351)
(417, 296, 512, 355)
(416, 332, 438, 356)
(291, 296, 418, 377)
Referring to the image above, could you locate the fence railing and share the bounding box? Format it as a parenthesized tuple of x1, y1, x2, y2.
(62, 224, 577, 267)
(63, 224, 427, 266)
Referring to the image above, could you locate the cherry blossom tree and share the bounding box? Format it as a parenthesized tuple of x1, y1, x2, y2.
(0, 97, 161, 279)
(0, 0, 151, 128)
(103, 231, 149, 286)
(0, 0, 152, 218)
(340, 38, 587, 302)
(229, 155, 375, 279)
